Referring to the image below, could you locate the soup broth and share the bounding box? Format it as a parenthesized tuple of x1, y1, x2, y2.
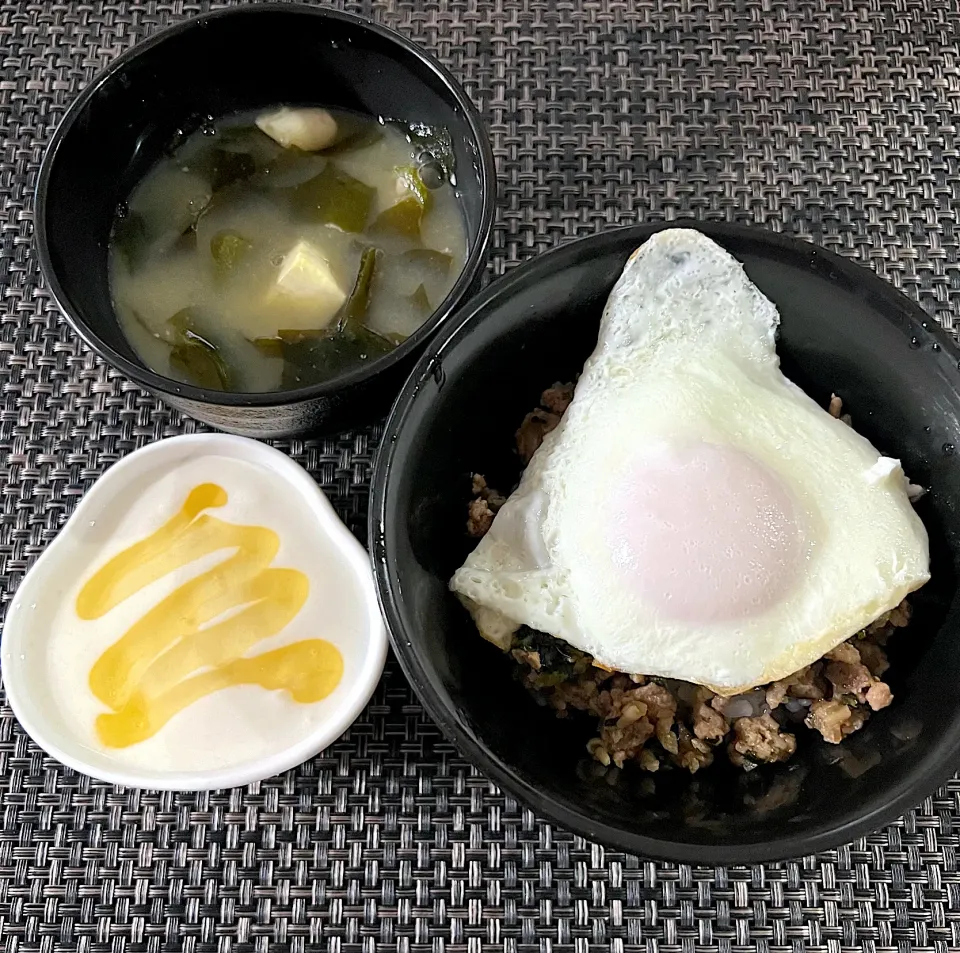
(109, 107, 467, 393)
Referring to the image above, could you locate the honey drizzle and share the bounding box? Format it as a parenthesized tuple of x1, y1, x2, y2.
(78, 483, 342, 748)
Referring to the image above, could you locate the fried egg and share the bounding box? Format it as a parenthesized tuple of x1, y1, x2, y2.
(450, 229, 930, 695)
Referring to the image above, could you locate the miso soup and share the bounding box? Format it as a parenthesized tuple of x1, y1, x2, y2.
(108, 106, 468, 393)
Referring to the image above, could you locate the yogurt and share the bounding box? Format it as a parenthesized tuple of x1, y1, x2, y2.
(2, 435, 386, 789)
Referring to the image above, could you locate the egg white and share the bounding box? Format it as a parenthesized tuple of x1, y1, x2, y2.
(450, 229, 930, 694)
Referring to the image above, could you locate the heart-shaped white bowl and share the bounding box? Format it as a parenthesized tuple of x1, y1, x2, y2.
(1, 433, 386, 790)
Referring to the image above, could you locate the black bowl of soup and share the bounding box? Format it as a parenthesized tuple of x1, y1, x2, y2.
(35, 4, 495, 437)
(371, 223, 960, 863)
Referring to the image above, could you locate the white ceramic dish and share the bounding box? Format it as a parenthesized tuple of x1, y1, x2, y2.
(1, 433, 387, 790)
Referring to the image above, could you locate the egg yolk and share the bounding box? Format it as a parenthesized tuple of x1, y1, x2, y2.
(607, 442, 804, 624)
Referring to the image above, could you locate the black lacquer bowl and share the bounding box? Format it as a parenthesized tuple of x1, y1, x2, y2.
(35, 4, 495, 438)
(371, 222, 960, 863)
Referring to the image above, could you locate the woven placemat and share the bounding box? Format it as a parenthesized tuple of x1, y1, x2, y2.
(1, 0, 959, 949)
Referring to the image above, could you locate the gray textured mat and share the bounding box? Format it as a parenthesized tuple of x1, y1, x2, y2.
(1, 0, 959, 950)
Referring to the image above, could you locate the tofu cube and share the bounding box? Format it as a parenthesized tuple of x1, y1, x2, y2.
(256, 107, 338, 152)
(269, 240, 347, 330)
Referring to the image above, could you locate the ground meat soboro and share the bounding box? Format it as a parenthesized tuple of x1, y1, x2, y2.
(466, 385, 917, 773)
(514, 381, 575, 463)
(466, 474, 505, 538)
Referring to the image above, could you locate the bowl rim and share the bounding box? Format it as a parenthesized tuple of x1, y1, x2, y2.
(33, 2, 497, 407)
(371, 221, 960, 863)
